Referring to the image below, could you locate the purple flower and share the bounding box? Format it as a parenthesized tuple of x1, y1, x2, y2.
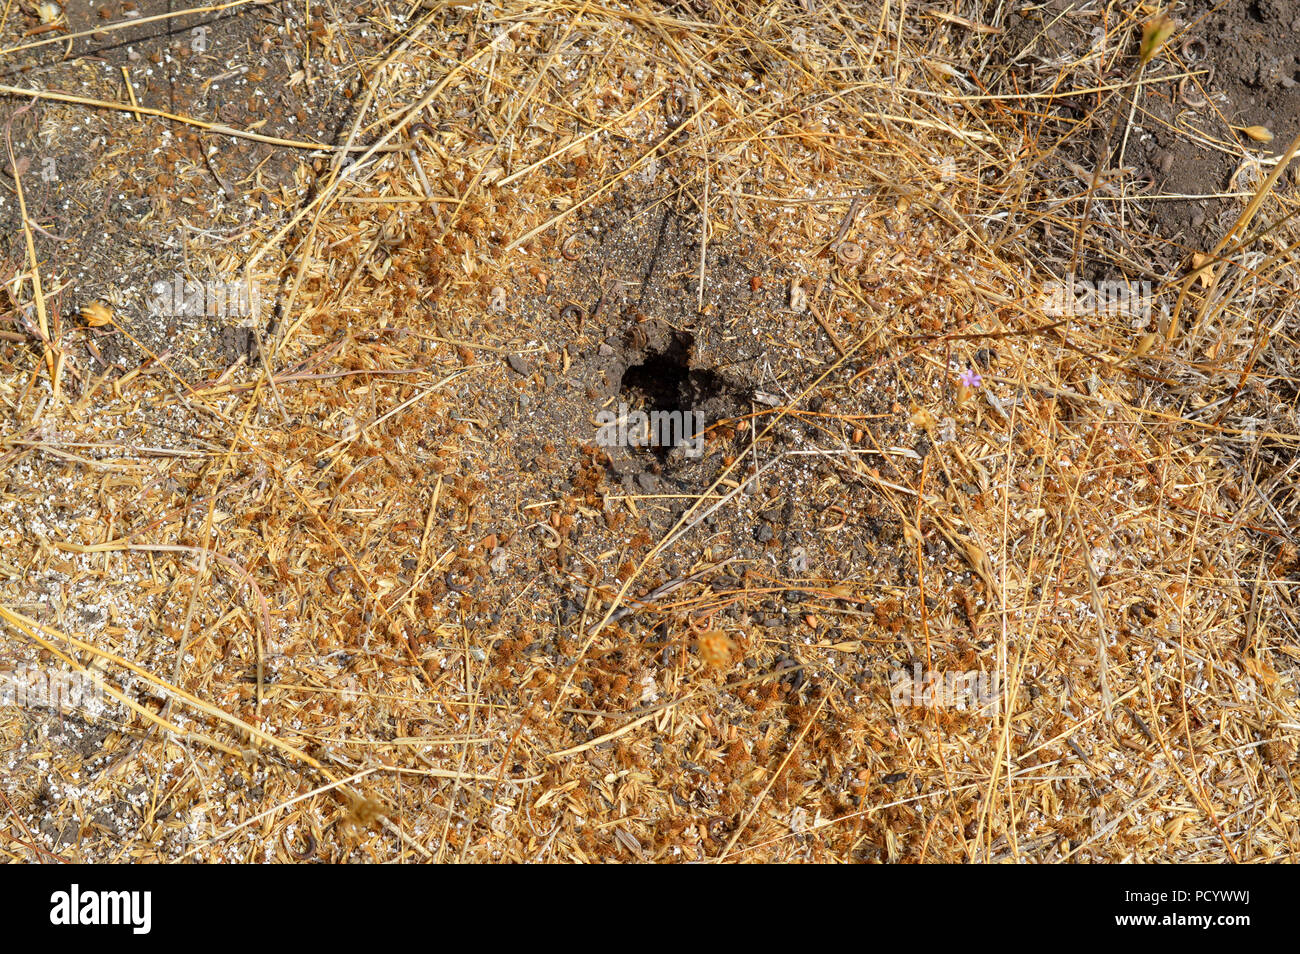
(958, 368, 982, 389)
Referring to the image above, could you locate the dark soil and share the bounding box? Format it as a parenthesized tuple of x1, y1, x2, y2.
(1002, 0, 1300, 254)
(1130, 0, 1300, 249)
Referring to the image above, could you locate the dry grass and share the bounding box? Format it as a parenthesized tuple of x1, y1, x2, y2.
(1, 0, 1298, 862)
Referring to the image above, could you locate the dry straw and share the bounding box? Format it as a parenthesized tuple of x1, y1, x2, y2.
(1, 0, 1297, 863)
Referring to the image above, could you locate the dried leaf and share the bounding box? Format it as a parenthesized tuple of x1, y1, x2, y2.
(1189, 252, 1217, 289)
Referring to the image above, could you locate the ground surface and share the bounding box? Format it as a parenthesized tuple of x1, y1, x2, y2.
(1, 1, 1298, 863)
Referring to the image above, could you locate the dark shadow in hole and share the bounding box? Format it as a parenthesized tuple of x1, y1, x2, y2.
(618, 330, 722, 461)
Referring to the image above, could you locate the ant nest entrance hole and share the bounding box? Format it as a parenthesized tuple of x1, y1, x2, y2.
(616, 329, 723, 462)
